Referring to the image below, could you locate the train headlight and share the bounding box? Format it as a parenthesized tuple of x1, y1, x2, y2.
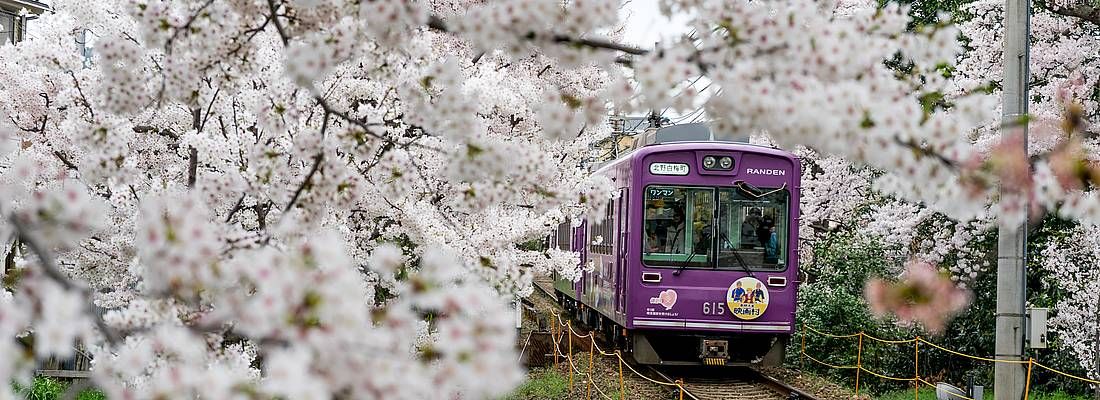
(719, 156, 733, 169)
(702, 156, 717, 169)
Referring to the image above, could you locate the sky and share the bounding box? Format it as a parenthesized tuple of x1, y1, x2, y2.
(619, 1, 694, 50)
(619, 2, 708, 124)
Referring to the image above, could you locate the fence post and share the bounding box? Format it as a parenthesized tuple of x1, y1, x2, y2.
(568, 321, 574, 392)
(914, 336, 920, 400)
(617, 351, 625, 400)
(855, 332, 864, 397)
(800, 323, 806, 373)
(587, 335, 594, 400)
(1025, 358, 1034, 400)
(552, 320, 559, 371)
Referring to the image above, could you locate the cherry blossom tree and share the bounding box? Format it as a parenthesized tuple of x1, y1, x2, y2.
(1, 0, 612, 398)
(0, 0, 1098, 398)
(953, 0, 1100, 374)
(1039, 224, 1100, 379)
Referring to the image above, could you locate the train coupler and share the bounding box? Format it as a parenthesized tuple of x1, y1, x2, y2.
(700, 339, 729, 366)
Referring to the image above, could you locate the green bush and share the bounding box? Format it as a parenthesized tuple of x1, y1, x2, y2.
(791, 234, 920, 394)
(793, 217, 1098, 396)
(500, 368, 570, 400)
(12, 377, 106, 400)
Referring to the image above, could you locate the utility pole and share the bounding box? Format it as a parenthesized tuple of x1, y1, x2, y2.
(1094, 288, 1099, 400)
(995, 0, 1030, 397)
(609, 115, 624, 159)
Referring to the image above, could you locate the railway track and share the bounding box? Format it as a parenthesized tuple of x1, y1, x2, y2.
(532, 279, 821, 400)
(646, 366, 821, 400)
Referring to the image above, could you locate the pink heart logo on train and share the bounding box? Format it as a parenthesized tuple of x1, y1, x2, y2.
(659, 290, 677, 310)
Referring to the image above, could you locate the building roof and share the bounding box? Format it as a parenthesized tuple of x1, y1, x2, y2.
(0, 0, 49, 14)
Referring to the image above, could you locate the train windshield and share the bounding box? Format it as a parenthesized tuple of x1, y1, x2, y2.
(716, 185, 789, 270)
(642, 184, 788, 270)
(642, 186, 714, 268)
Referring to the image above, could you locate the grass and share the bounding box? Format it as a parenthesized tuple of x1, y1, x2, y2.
(12, 377, 106, 400)
(501, 368, 571, 400)
(879, 387, 1091, 400)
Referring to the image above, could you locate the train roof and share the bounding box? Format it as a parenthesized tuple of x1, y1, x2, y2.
(591, 140, 798, 176)
(591, 123, 799, 173)
(592, 140, 798, 176)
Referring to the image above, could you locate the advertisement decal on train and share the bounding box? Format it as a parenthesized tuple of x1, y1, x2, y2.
(726, 277, 769, 320)
(648, 289, 678, 310)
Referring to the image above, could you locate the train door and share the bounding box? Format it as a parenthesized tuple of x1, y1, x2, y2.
(614, 188, 629, 319)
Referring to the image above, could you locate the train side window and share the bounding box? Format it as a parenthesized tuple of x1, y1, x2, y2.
(554, 222, 572, 251)
(642, 186, 713, 268)
(589, 201, 614, 255)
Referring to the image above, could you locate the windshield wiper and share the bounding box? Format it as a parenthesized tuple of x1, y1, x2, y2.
(719, 231, 756, 278)
(673, 246, 699, 276)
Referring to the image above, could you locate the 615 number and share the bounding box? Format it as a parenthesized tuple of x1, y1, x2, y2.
(702, 302, 725, 315)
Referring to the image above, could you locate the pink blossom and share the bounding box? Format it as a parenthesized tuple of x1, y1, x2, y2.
(865, 260, 972, 333)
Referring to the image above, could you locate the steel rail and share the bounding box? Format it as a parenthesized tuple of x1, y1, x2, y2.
(648, 366, 824, 400)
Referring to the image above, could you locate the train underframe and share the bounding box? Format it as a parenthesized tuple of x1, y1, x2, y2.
(557, 290, 787, 367)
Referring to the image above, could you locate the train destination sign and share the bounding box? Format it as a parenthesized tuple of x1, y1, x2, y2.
(726, 277, 769, 320)
(649, 162, 689, 176)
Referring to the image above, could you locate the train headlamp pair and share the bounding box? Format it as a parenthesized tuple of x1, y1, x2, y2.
(702, 155, 734, 170)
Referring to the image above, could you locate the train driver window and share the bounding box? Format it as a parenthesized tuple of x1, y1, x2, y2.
(642, 186, 713, 268)
(716, 187, 789, 270)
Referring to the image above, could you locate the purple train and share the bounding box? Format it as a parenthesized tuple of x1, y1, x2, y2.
(551, 126, 801, 366)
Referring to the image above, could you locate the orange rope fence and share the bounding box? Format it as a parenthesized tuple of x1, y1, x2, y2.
(799, 323, 1100, 399)
(547, 312, 689, 400)
(539, 312, 1100, 399)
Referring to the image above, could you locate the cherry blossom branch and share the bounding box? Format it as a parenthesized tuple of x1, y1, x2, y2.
(37, 92, 50, 133)
(425, 15, 650, 56)
(188, 108, 201, 188)
(8, 216, 122, 346)
(224, 194, 247, 223)
(284, 112, 329, 213)
(197, 86, 221, 133)
(894, 138, 960, 168)
(1045, 1, 1100, 26)
(284, 154, 325, 213)
(313, 96, 388, 140)
(132, 125, 180, 140)
(265, 0, 290, 46)
(163, 0, 217, 55)
(52, 151, 80, 171)
(66, 70, 95, 120)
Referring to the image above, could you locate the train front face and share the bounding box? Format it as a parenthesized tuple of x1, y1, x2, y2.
(628, 142, 800, 366)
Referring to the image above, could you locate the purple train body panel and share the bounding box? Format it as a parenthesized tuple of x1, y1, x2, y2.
(552, 141, 801, 366)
